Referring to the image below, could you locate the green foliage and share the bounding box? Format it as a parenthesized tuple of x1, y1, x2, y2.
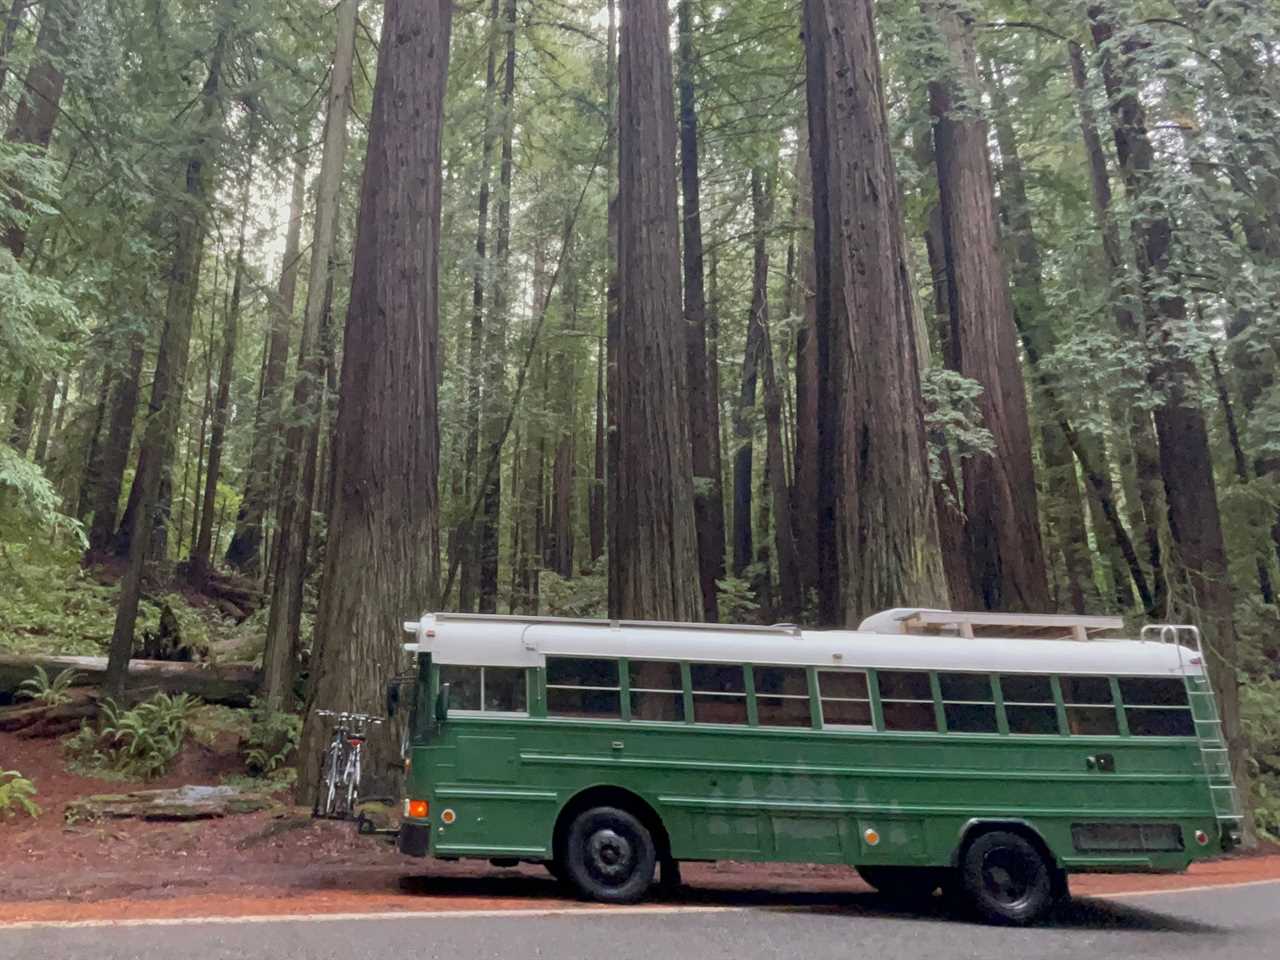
(17, 665, 82, 707)
(0, 445, 84, 547)
(66, 693, 200, 781)
(540, 561, 608, 619)
(0, 770, 41, 820)
(1242, 676, 1280, 840)
(920, 367, 996, 486)
(0, 542, 118, 656)
(716, 576, 761, 624)
(244, 702, 302, 776)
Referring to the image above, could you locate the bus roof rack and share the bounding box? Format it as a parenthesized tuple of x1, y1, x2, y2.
(857, 608, 1124, 642)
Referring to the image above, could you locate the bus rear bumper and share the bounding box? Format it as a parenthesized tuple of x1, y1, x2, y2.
(399, 821, 431, 858)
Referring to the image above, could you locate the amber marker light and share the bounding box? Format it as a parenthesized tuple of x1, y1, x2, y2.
(408, 800, 429, 819)
(863, 828, 881, 847)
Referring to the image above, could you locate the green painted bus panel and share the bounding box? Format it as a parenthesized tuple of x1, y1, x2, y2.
(413, 709, 1222, 872)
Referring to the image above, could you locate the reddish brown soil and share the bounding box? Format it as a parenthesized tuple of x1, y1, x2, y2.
(3, 731, 1278, 925)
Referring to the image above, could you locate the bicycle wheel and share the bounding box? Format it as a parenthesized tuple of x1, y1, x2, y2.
(345, 749, 360, 814)
(322, 743, 342, 817)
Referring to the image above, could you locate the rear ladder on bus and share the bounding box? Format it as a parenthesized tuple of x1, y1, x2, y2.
(1142, 624, 1243, 845)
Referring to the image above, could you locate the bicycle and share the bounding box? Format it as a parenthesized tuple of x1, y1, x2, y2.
(313, 709, 383, 819)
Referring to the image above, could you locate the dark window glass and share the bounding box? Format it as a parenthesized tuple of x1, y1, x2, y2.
(547, 687, 621, 718)
(1007, 705, 1060, 735)
(821, 699, 873, 727)
(439, 665, 481, 711)
(483, 667, 527, 712)
(877, 671, 932, 701)
(628, 660, 682, 691)
(999, 675, 1053, 704)
(692, 693, 749, 725)
(1126, 708, 1195, 737)
(1119, 678, 1189, 707)
(1066, 705, 1119, 735)
(939, 673, 992, 702)
(631, 692, 685, 722)
(1061, 676, 1113, 705)
(817, 671, 868, 700)
(945, 703, 998, 733)
(757, 696, 812, 727)
(882, 701, 937, 732)
(690, 663, 746, 693)
(547, 657, 618, 687)
(754, 667, 808, 696)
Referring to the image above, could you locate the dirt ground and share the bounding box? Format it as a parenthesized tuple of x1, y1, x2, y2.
(3, 729, 1279, 925)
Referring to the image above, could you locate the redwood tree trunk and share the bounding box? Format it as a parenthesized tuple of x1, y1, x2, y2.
(613, 0, 702, 621)
(803, 0, 946, 624)
(225, 141, 308, 576)
(791, 133, 820, 605)
(1089, 1, 1248, 826)
(677, 0, 724, 621)
(105, 20, 229, 698)
(84, 330, 145, 557)
(927, 1, 1049, 612)
(191, 157, 254, 586)
(298, 0, 451, 802)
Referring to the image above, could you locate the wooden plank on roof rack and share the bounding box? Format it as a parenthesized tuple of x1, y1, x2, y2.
(900, 610, 1123, 640)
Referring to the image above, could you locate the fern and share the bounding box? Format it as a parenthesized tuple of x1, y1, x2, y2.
(0, 770, 41, 820)
(244, 702, 302, 775)
(17, 665, 82, 707)
(65, 693, 200, 780)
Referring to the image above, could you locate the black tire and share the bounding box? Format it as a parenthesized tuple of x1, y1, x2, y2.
(856, 865, 948, 903)
(960, 830, 1057, 926)
(543, 860, 569, 884)
(564, 806, 657, 904)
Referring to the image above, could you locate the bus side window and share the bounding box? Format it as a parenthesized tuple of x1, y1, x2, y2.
(877, 671, 936, 732)
(1060, 676, 1119, 735)
(1119, 677, 1195, 737)
(628, 660, 685, 722)
(437, 665, 527, 713)
(690, 663, 748, 725)
(816, 670, 872, 728)
(999, 675, 1059, 735)
(546, 658, 621, 718)
(754, 666, 811, 727)
(938, 673, 997, 733)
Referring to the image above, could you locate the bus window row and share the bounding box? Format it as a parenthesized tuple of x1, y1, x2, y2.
(437, 659, 1198, 738)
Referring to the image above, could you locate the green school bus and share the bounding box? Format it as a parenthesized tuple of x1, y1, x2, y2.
(393, 608, 1241, 925)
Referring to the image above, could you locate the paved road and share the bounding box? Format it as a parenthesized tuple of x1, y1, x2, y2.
(4, 881, 1275, 960)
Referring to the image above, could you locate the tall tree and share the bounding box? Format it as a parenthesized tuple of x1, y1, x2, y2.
(790, 133, 820, 605)
(298, 0, 452, 800)
(612, 0, 701, 620)
(225, 138, 308, 577)
(476, 0, 517, 614)
(676, 0, 725, 621)
(261, 0, 358, 712)
(105, 12, 234, 697)
(1088, 1, 1247, 819)
(190, 142, 255, 586)
(803, 0, 946, 624)
(926, 0, 1049, 612)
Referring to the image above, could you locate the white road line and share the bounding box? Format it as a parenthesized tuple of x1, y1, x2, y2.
(1095, 876, 1280, 900)
(0, 904, 744, 932)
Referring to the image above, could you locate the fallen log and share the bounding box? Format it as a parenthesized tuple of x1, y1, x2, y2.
(0, 690, 100, 738)
(0, 654, 260, 708)
(65, 785, 279, 823)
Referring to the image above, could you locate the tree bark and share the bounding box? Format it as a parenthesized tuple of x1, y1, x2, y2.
(0, 0, 28, 96)
(104, 15, 231, 699)
(926, 0, 1049, 612)
(1068, 38, 1168, 612)
(731, 281, 763, 579)
(604, 0, 621, 611)
(32, 375, 58, 465)
(190, 150, 254, 586)
(613, 0, 702, 621)
(548, 221, 578, 580)
(677, 0, 724, 621)
(791, 133, 820, 606)
(458, 0, 502, 610)
(589, 333, 605, 562)
(1089, 1, 1248, 826)
(225, 140, 308, 576)
(476, 0, 517, 614)
(262, 0, 358, 713)
(803, 0, 946, 625)
(298, 0, 451, 803)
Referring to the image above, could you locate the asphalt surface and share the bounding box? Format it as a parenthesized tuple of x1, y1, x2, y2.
(4, 881, 1276, 960)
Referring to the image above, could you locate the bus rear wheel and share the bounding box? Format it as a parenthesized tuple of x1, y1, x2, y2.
(565, 806, 656, 904)
(960, 831, 1058, 926)
(856, 865, 949, 903)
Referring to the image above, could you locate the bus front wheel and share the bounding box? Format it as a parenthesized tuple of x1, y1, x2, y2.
(565, 806, 657, 904)
(960, 831, 1058, 926)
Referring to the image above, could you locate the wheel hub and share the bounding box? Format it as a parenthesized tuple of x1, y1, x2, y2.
(588, 828, 634, 881)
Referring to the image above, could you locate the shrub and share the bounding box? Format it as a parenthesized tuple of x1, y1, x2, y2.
(0, 770, 40, 820)
(244, 702, 302, 775)
(17, 665, 82, 707)
(66, 692, 200, 780)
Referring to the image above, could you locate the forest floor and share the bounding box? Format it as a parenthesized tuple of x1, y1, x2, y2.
(3, 729, 1280, 926)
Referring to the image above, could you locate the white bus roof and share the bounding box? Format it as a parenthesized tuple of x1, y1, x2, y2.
(401, 611, 1203, 678)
